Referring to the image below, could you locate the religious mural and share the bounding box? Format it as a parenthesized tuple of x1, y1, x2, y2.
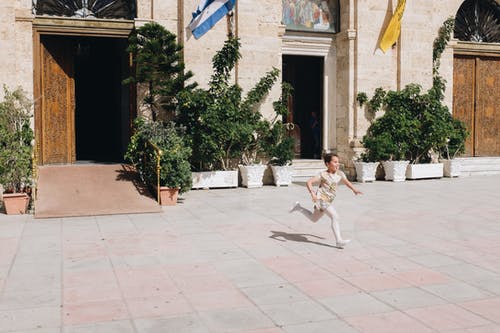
(282, 0, 339, 33)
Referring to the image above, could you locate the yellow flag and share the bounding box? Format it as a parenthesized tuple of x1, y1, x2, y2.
(379, 0, 406, 52)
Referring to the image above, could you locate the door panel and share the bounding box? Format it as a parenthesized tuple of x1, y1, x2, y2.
(40, 36, 75, 164)
(453, 55, 475, 156)
(475, 57, 500, 156)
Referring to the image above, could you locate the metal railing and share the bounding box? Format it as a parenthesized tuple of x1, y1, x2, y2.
(146, 140, 162, 204)
(31, 145, 38, 206)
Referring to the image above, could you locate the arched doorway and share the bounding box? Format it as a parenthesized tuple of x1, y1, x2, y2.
(453, 0, 500, 156)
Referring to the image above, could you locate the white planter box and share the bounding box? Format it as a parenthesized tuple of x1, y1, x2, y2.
(192, 170, 238, 189)
(442, 159, 461, 177)
(406, 163, 444, 179)
(270, 165, 293, 186)
(353, 161, 379, 182)
(239, 164, 267, 188)
(382, 160, 409, 182)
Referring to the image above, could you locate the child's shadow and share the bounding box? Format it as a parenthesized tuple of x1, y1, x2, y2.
(269, 230, 336, 248)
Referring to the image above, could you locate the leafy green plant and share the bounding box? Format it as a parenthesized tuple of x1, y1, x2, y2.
(361, 83, 461, 163)
(263, 82, 295, 166)
(0, 86, 33, 194)
(125, 118, 192, 194)
(440, 118, 468, 159)
(124, 22, 197, 122)
(176, 37, 281, 171)
(356, 92, 368, 107)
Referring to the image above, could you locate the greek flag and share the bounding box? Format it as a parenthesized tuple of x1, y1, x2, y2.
(188, 0, 236, 39)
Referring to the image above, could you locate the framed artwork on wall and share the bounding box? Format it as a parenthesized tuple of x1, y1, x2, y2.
(282, 0, 339, 33)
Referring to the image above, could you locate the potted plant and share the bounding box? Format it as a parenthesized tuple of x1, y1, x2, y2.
(125, 118, 192, 205)
(439, 118, 468, 177)
(0, 86, 33, 214)
(353, 155, 380, 183)
(359, 85, 419, 181)
(176, 36, 281, 189)
(357, 18, 468, 182)
(262, 82, 295, 186)
(353, 91, 384, 182)
(237, 68, 281, 188)
(359, 80, 468, 181)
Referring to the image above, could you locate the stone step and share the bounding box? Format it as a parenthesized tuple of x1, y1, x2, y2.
(453, 157, 500, 176)
(291, 159, 325, 182)
(291, 157, 500, 180)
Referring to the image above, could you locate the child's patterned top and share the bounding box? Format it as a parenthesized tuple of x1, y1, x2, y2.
(315, 170, 346, 210)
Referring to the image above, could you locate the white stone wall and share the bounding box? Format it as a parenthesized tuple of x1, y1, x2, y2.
(0, 1, 33, 100)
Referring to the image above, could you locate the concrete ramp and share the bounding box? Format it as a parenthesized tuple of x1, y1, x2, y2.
(35, 164, 161, 218)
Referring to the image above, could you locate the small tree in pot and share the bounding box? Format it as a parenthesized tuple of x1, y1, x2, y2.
(262, 82, 295, 186)
(176, 36, 281, 188)
(125, 118, 192, 205)
(438, 118, 468, 177)
(0, 86, 33, 214)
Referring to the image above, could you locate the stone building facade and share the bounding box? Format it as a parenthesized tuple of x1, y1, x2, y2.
(0, 0, 498, 174)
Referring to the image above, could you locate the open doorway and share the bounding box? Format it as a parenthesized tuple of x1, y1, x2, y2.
(74, 36, 130, 163)
(37, 34, 130, 165)
(282, 55, 323, 159)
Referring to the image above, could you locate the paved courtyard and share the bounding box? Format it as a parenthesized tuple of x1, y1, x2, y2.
(1, 175, 500, 332)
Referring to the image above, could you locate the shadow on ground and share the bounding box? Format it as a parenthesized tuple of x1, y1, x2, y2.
(269, 230, 336, 248)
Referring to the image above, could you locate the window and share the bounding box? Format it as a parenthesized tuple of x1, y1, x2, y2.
(282, 0, 340, 33)
(33, 0, 136, 20)
(454, 0, 500, 43)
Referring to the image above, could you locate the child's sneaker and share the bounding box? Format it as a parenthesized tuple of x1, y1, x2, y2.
(289, 201, 300, 213)
(336, 239, 351, 248)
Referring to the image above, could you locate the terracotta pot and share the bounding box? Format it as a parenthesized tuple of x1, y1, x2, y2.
(159, 187, 179, 206)
(2, 192, 30, 215)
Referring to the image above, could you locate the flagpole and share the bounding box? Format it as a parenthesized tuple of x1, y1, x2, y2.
(177, 0, 184, 61)
(227, 0, 238, 84)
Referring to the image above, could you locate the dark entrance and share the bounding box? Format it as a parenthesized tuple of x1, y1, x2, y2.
(282, 55, 323, 159)
(74, 36, 130, 163)
(38, 35, 130, 165)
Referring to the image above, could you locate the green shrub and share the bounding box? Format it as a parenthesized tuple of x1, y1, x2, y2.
(263, 82, 295, 166)
(0, 86, 33, 193)
(177, 37, 280, 171)
(361, 83, 463, 163)
(126, 118, 192, 194)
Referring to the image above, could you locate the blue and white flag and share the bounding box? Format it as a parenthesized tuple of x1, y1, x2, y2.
(188, 0, 236, 39)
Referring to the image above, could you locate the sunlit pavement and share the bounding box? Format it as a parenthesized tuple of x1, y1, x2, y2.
(1, 175, 500, 332)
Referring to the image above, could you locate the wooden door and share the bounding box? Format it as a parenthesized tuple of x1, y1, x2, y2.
(475, 57, 500, 156)
(40, 36, 75, 164)
(453, 55, 500, 157)
(453, 55, 475, 156)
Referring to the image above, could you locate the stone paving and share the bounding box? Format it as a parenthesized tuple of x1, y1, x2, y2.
(1, 175, 500, 332)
